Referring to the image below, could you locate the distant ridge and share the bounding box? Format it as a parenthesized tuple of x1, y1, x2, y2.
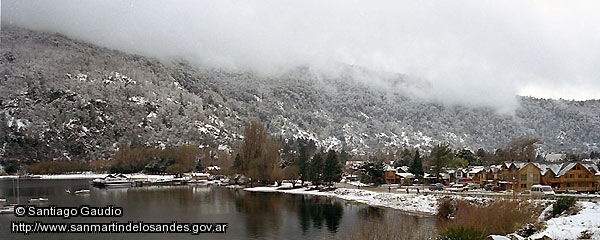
(1, 26, 599, 162)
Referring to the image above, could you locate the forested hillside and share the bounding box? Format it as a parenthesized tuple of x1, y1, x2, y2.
(1, 27, 598, 164)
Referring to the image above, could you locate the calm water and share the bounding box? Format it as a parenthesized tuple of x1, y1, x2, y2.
(0, 179, 438, 239)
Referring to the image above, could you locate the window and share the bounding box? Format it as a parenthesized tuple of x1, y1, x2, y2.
(521, 174, 527, 181)
(533, 174, 539, 181)
(520, 184, 527, 188)
(578, 183, 589, 187)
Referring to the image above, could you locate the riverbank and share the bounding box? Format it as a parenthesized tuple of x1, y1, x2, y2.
(246, 184, 439, 215)
(245, 184, 600, 239)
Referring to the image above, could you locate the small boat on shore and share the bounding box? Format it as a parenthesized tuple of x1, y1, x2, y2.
(151, 179, 173, 186)
(74, 189, 91, 195)
(28, 197, 49, 203)
(19, 174, 41, 179)
(0, 205, 15, 214)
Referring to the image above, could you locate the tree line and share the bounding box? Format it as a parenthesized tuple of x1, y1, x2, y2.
(231, 121, 343, 187)
(7, 122, 599, 185)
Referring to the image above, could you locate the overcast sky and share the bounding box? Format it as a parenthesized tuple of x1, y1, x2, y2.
(2, 1, 599, 112)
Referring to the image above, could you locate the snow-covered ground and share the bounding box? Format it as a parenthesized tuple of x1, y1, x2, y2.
(246, 184, 438, 215)
(246, 184, 600, 238)
(530, 201, 600, 239)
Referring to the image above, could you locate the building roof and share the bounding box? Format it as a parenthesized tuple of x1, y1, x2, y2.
(396, 172, 415, 179)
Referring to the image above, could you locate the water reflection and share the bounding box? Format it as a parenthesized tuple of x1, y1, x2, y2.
(297, 196, 343, 233)
(357, 206, 384, 220)
(234, 191, 284, 238)
(0, 180, 438, 240)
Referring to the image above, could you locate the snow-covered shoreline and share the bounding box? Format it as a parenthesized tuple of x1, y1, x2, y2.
(2, 174, 597, 238)
(246, 185, 600, 239)
(245, 185, 439, 215)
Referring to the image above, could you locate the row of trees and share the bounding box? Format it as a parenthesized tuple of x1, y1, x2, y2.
(231, 121, 343, 186)
(12, 123, 598, 189)
(22, 145, 206, 175)
(26, 159, 109, 175)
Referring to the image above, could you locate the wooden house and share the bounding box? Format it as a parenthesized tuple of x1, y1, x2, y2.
(516, 162, 542, 191)
(498, 162, 526, 190)
(541, 162, 600, 193)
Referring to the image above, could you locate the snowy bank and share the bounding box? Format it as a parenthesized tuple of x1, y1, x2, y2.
(245, 185, 439, 215)
(246, 185, 600, 239)
(530, 201, 600, 239)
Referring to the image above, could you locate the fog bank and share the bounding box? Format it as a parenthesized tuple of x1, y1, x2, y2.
(3, 0, 600, 113)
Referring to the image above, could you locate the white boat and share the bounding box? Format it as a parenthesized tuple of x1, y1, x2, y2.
(28, 197, 49, 203)
(151, 179, 173, 186)
(0, 205, 14, 214)
(103, 180, 134, 187)
(91, 174, 134, 188)
(74, 189, 91, 195)
(196, 179, 209, 186)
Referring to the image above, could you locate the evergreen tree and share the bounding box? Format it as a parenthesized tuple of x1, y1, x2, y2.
(399, 148, 412, 166)
(456, 149, 480, 166)
(409, 150, 424, 178)
(309, 152, 323, 188)
(359, 158, 385, 185)
(431, 144, 453, 177)
(297, 145, 309, 185)
(323, 150, 342, 186)
(232, 153, 241, 172)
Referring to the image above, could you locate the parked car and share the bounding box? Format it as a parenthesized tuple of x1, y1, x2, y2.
(429, 183, 444, 191)
(530, 185, 555, 199)
(490, 186, 504, 192)
(447, 184, 468, 192)
(466, 183, 479, 190)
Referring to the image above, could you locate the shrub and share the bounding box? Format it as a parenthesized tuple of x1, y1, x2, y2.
(551, 197, 577, 217)
(578, 230, 593, 239)
(517, 223, 537, 237)
(26, 161, 90, 174)
(437, 226, 484, 240)
(440, 199, 544, 237)
(437, 197, 456, 219)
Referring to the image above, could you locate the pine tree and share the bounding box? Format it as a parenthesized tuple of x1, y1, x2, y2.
(297, 145, 309, 185)
(309, 152, 323, 188)
(431, 144, 453, 177)
(409, 150, 424, 178)
(323, 150, 342, 186)
(232, 153, 241, 172)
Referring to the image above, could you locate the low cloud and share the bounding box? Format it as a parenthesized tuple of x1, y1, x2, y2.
(3, 0, 599, 112)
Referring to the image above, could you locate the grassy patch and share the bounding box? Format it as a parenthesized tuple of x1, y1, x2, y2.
(438, 199, 545, 237)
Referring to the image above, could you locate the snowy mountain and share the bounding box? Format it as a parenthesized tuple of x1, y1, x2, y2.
(1, 27, 599, 162)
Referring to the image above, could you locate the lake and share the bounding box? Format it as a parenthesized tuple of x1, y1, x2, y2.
(0, 179, 438, 239)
